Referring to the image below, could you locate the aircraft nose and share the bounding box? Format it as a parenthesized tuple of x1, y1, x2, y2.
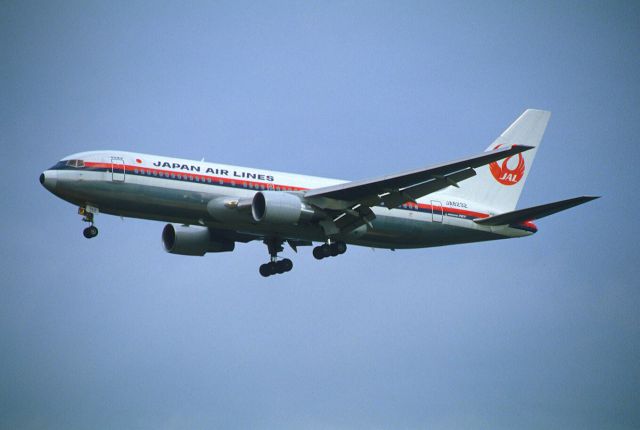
(40, 170, 57, 191)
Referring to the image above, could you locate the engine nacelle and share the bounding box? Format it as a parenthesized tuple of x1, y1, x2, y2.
(162, 224, 235, 256)
(251, 191, 316, 224)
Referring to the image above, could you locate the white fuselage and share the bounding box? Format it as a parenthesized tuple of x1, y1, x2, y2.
(41, 150, 535, 249)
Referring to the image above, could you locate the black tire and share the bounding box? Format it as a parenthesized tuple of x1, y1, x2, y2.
(259, 264, 271, 277)
(313, 247, 324, 260)
(275, 261, 286, 274)
(329, 245, 340, 257)
(83, 226, 98, 239)
(267, 262, 278, 275)
(321, 244, 332, 257)
(335, 241, 347, 255)
(281, 258, 293, 272)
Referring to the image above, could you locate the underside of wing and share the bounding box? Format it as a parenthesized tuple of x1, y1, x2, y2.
(302, 145, 533, 235)
(304, 145, 532, 211)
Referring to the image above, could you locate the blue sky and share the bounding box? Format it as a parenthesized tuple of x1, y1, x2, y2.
(1, 1, 639, 429)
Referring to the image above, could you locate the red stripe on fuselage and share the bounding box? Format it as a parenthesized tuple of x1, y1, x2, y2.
(82, 161, 537, 229)
(84, 161, 306, 192)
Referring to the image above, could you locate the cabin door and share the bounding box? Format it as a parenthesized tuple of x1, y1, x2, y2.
(111, 157, 125, 182)
(431, 200, 444, 223)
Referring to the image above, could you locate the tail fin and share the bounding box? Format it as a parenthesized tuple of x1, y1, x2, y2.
(444, 109, 551, 213)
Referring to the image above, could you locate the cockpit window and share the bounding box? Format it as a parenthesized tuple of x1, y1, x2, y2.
(65, 160, 85, 167)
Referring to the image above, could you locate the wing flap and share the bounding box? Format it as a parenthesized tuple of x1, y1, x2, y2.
(380, 167, 476, 209)
(473, 196, 599, 226)
(333, 205, 376, 233)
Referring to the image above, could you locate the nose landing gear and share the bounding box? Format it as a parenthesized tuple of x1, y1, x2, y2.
(83, 225, 98, 238)
(313, 240, 347, 260)
(79, 206, 99, 239)
(259, 238, 293, 277)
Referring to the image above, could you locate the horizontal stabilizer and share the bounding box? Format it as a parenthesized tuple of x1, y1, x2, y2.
(474, 196, 599, 226)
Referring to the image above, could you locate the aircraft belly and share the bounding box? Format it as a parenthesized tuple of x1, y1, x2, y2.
(350, 214, 503, 249)
(53, 173, 505, 247)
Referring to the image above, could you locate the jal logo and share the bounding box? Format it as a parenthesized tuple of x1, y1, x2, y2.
(489, 144, 525, 186)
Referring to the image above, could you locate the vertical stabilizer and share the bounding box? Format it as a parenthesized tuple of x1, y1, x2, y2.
(444, 109, 551, 213)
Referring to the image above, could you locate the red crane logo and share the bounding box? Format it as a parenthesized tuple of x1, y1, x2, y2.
(489, 144, 525, 186)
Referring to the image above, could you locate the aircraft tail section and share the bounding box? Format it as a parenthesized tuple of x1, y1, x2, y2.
(473, 196, 599, 226)
(445, 109, 551, 213)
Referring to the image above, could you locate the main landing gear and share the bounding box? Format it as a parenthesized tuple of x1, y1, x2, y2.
(259, 238, 293, 277)
(312, 240, 347, 260)
(79, 207, 99, 239)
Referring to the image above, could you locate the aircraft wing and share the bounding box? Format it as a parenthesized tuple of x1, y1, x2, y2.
(304, 145, 533, 235)
(305, 145, 533, 211)
(473, 196, 599, 226)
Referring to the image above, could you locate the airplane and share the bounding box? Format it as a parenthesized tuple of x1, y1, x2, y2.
(40, 109, 598, 277)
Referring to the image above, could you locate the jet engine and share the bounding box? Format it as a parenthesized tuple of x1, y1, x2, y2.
(162, 224, 234, 256)
(251, 191, 317, 224)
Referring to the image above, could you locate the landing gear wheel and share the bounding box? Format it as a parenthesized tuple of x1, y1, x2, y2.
(267, 261, 278, 275)
(259, 264, 271, 277)
(281, 258, 293, 272)
(313, 241, 347, 260)
(259, 238, 294, 277)
(79, 207, 99, 239)
(83, 225, 98, 239)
